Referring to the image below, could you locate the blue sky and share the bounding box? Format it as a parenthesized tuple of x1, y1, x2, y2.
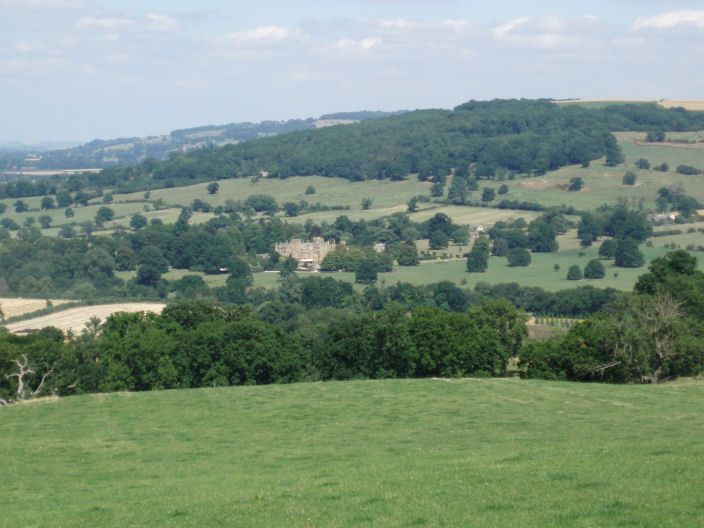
(2, 0, 704, 142)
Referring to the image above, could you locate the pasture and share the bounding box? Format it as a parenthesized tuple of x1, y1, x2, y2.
(1, 378, 702, 527)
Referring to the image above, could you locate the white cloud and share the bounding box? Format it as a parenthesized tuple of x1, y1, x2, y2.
(223, 25, 302, 45)
(336, 37, 382, 50)
(491, 16, 600, 50)
(75, 16, 134, 31)
(492, 17, 530, 39)
(145, 13, 177, 32)
(632, 10, 704, 30)
(14, 42, 33, 53)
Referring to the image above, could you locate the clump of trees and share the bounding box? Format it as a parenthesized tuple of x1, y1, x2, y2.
(520, 251, 704, 383)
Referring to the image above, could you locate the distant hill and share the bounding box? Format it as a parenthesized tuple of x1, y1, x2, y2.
(0, 111, 402, 175)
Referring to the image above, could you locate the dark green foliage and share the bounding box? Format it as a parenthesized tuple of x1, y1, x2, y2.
(481, 187, 496, 202)
(397, 243, 419, 266)
(676, 165, 702, 175)
(429, 229, 449, 250)
(507, 247, 531, 267)
(94, 206, 115, 224)
(577, 212, 603, 247)
(361, 198, 373, 210)
(622, 171, 637, 185)
(14, 200, 28, 213)
(567, 177, 584, 191)
(207, 182, 220, 194)
(614, 238, 645, 268)
(599, 239, 617, 259)
(355, 260, 378, 284)
(38, 215, 52, 229)
(244, 194, 278, 213)
(654, 162, 669, 172)
(447, 176, 468, 204)
(635, 158, 650, 170)
(584, 259, 606, 279)
(169, 275, 211, 299)
(316, 302, 527, 380)
(64, 207, 74, 218)
(527, 216, 558, 252)
(41, 196, 55, 210)
(1, 218, 19, 230)
(466, 236, 489, 273)
(566, 265, 583, 280)
(130, 214, 148, 230)
(136, 246, 169, 288)
(498, 184, 509, 194)
(646, 129, 665, 142)
(304, 185, 315, 195)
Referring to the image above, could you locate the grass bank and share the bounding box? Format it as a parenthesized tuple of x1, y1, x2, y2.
(1, 378, 703, 527)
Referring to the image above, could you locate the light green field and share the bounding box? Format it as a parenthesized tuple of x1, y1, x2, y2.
(2, 378, 703, 527)
(246, 229, 704, 292)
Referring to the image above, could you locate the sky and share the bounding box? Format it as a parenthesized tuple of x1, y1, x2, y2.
(2, 0, 704, 142)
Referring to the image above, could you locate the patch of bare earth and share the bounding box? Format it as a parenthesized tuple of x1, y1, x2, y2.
(5, 303, 166, 335)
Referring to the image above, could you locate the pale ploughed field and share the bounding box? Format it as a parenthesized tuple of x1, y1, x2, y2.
(3, 302, 166, 334)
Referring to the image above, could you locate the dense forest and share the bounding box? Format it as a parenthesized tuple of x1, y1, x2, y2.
(2, 100, 704, 200)
(0, 112, 400, 172)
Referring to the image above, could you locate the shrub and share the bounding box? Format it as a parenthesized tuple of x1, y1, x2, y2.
(676, 165, 702, 175)
(583, 259, 605, 279)
(506, 247, 531, 267)
(622, 171, 637, 185)
(566, 265, 582, 280)
(635, 158, 650, 170)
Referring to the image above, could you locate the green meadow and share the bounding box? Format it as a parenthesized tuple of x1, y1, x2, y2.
(2, 378, 703, 527)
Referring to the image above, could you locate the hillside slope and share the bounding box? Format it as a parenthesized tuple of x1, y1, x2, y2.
(2, 378, 702, 527)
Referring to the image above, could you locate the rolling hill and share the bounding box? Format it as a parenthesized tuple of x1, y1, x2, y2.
(2, 378, 702, 527)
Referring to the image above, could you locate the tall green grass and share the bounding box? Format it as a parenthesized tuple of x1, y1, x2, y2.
(2, 378, 703, 527)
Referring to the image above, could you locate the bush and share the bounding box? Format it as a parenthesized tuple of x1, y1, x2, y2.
(599, 239, 617, 259)
(481, 187, 496, 202)
(506, 247, 531, 267)
(583, 259, 605, 279)
(498, 184, 509, 194)
(304, 185, 316, 195)
(635, 158, 650, 170)
(566, 265, 582, 280)
(654, 162, 669, 172)
(614, 238, 645, 268)
(567, 177, 584, 192)
(676, 165, 702, 175)
(622, 171, 637, 185)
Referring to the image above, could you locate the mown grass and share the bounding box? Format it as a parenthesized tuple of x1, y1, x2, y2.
(1, 378, 703, 527)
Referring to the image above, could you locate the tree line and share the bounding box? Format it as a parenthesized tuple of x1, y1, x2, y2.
(2, 250, 703, 405)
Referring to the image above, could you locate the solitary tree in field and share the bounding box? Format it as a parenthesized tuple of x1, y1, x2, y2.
(207, 182, 220, 195)
(361, 198, 373, 210)
(568, 177, 584, 192)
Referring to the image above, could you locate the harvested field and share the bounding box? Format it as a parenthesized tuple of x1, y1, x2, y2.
(0, 297, 73, 319)
(5, 303, 166, 335)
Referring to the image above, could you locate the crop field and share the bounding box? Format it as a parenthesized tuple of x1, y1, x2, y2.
(1, 378, 703, 527)
(4, 303, 166, 335)
(0, 297, 73, 319)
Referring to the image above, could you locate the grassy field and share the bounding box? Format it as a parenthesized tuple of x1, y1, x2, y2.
(1, 378, 703, 527)
(250, 242, 701, 292)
